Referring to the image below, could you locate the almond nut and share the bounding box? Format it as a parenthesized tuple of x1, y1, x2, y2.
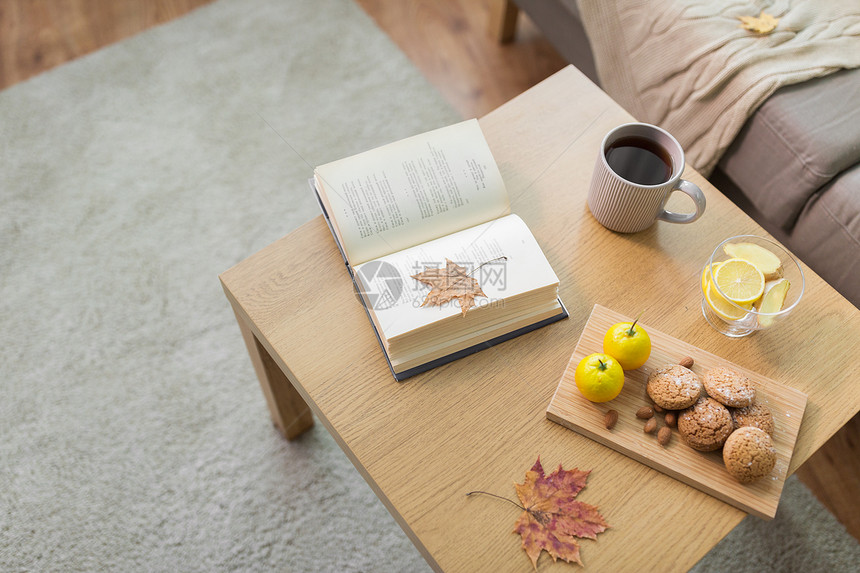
(636, 406, 654, 419)
(664, 412, 677, 428)
(658, 426, 672, 446)
(604, 410, 619, 430)
(644, 417, 658, 433)
(679, 356, 694, 369)
(653, 404, 665, 413)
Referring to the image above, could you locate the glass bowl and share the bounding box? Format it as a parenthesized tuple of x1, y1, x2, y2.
(700, 235, 805, 337)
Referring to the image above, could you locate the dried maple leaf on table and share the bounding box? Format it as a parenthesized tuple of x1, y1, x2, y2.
(411, 258, 486, 316)
(514, 457, 609, 568)
(739, 11, 779, 34)
(467, 456, 609, 569)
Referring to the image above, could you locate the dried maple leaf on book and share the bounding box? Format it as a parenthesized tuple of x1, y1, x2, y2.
(739, 11, 779, 34)
(411, 258, 487, 316)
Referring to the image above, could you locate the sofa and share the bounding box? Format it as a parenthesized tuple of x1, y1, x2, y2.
(498, 0, 860, 308)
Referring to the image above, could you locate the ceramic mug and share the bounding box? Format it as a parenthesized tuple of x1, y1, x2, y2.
(587, 123, 705, 233)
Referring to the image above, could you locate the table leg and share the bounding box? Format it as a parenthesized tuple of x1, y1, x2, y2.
(231, 307, 314, 440)
(490, 0, 519, 43)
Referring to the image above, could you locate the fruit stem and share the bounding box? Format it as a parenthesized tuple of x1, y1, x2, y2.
(628, 313, 643, 336)
(597, 359, 607, 371)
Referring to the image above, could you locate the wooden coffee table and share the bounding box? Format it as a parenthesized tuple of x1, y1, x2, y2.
(220, 66, 860, 572)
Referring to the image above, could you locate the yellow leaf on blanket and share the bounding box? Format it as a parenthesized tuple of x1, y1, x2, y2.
(739, 11, 779, 34)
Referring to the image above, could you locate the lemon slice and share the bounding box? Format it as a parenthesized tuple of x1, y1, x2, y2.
(700, 262, 723, 295)
(723, 242, 783, 280)
(757, 278, 790, 327)
(713, 258, 765, 304)
(706, 281, 753, 321)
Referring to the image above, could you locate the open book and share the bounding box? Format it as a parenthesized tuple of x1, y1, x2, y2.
(312, 119, 567, 380)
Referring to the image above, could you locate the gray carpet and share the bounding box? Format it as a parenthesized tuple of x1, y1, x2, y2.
(1, 0, 857, 571)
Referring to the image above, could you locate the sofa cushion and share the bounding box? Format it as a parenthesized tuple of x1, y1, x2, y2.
(512, 0, 597, 81)
(788, 163, 860, 306)
(719, 67, 860, 231)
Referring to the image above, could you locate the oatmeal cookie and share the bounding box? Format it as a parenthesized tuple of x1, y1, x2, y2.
(730, 403, 774, 435)
(703, 366, 755, 407)
(722, 426, 777, 483)
(646, 364, 702, 410)
(677, 397, 733, 451)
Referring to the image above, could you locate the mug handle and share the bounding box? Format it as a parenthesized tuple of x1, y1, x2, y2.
(657, 179, 706, 224)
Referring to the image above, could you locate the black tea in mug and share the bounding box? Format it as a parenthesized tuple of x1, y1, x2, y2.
(605, 136, 673, 186)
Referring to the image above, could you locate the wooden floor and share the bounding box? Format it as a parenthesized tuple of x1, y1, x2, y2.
(0, 1, 213, 90)
(3, 0, 857, 542)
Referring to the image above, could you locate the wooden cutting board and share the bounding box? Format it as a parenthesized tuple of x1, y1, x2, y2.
(547, 304, 808, 519)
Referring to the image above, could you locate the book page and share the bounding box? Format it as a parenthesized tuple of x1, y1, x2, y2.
(314, 119, 510, 265)
(390, 303, 563, 371)
(353, 214, 559, 340)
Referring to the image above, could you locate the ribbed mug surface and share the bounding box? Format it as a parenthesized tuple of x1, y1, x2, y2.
(587, 154, 671, 233)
